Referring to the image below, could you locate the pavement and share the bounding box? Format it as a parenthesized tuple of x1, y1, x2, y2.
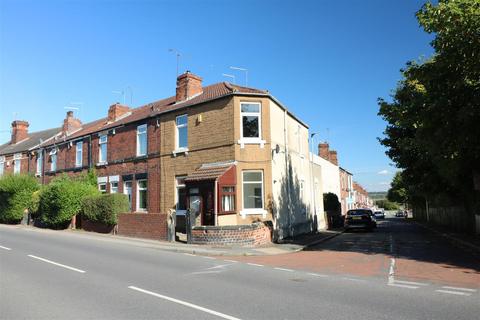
(1, 215, 479, 320)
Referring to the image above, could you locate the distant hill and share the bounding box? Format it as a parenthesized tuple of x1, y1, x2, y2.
(369, 192, 387, 200)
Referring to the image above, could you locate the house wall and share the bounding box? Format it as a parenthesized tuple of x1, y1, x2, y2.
(311, 153, 341, 201)
(269, 100, 316, 239)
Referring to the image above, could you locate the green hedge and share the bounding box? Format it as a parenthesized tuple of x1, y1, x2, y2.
(39, 175, 99, 228)
(81, 193, 129, 226)
(323, 192, 341, 213)
(0, 174, 40, 223)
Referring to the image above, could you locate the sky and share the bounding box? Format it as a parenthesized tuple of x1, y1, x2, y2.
(0, 0, 434, 192)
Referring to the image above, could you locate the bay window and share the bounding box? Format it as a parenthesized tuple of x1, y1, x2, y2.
(221, 186, 235, 212)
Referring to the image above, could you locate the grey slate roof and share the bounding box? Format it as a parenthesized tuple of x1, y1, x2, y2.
(0, 127, 61, 156)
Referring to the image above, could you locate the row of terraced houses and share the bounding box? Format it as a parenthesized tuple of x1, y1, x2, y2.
(0, 71, 371, 244)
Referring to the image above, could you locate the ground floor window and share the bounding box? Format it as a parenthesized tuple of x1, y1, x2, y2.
(98, 183, 107, 193)
(110, 181, 118, 193)
(176, 176, 187, 214)
(124, 181, 132, 210)
(221, 186, 235, 212)
(242, 171, 263, 210)
(137, 179, 147, 211)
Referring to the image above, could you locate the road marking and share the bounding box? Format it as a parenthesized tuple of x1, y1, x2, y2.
(274, 267, 294, 272)
(223, 259, 238, 263)
(207, 264, 232, 270)
(388, 283, 419, 289)
(0, 245, 12, 251)
(307, 272, 329, 278)
(190, 270, 222, 275)
(246, 263, 264, 267)
(27, 255, 86, 273)
(441, 286, 477, 292)
(394, 280, 429, 286)
(184, 253, 196, 257)
(342, 277, 366, 282)
(435, 289, 471, 296)
(128, 286, 242, 320)
(202, 256, 216, 260)
(388, 258, 395, 284)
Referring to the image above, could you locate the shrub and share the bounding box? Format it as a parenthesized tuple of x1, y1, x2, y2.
(323, 192, 341, 213)
(28, 189, 42, 217)
(39, 175, 99, 228)
(81, 193, 129, 226)
(375, 199, 400, 211)
(0, 174, 39, 223)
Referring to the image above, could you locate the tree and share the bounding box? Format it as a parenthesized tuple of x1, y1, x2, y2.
(378, 0, 480, 211)
(387, 172, 408, 204)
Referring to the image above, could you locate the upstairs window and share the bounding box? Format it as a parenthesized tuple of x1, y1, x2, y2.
(13, 153, 21, 174)
(241, 102, 261, 140)
(36, 151, 43, 176)
(99, 134, 107, 164)
(76, 141, 83, 167)
(137, 124, 147, 156)
(50, 149, 57, 172)
(175, 115, 188, 150)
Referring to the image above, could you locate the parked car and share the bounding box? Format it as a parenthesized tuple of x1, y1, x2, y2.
(395, 210, 407, 217)
(344, 209, 377, 231)
(374, 210, 385, 219)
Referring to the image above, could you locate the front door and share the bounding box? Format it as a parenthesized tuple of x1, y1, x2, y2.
(187, 182, 215, 226)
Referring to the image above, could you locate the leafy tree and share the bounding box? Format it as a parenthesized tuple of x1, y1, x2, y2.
(378, 0, 480, 213)
(323, 192, 341, 213)
(0, 174, 39, 223)
(387, 172, 408, 204)
(375, 199, 399, 211)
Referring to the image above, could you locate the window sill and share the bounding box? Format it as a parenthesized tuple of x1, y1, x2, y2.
(240, 209, 267, 218)
(237, 139, 266, 149)
(175, 210, 187, 216)
(96, 162, 108, 167)
(172, 148, 189, 157)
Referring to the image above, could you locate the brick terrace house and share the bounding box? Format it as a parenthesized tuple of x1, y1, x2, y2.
(339, 167, 354, 214)
(2, 71, 323, 242)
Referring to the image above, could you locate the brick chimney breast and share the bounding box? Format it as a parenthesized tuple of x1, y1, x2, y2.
(176, 71, 203, 102)
(11, 120, 29, 144)
(318, 143, 330, 160)
(63, 111, 82, 135)
(329, 150, 338, 166)
(108, 103, 130, 122)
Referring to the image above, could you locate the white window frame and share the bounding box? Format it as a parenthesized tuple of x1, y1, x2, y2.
(110, 181, 118, 193)
(136, 124, 147, 157)
(174, 114, 188, 153)
(109, 175, 119, 193)
(136, 179, 148, 212)
(240, 170, 266, 217)
(76, 141, 83, 167)
(14, 153, 21, 174)
(124, 181, 133, 211)
(50, 148, 57, 172)
(0, 156, 4, 176)
(97, 176, 107, 193)
(238, 102, 265, 148)
(36, 150, 43, 176)
(175, 176, 187, 215)
(98, 134, 108, 164)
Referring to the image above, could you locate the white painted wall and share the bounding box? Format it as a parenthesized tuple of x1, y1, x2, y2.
(310, 153, 341, 202)
(269, 100, 321, 238)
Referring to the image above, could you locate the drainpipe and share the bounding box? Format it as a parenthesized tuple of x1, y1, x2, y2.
(214, 178, 218, 226)
(283, 110, 292, 238)
(88, 135, 93, 168)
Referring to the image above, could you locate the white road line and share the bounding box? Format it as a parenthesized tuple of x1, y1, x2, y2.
(394, 280, 429, 286)
(435, 289, 471, 296)
(27, 255, 86, 273)
(128, 286, 242, 320)
(441, 286, 477, 292)
(223, 259, 238, 263)
(307, 273, 329, 278)
(190, 270, 222, 275)
(342, 277, 366, 282)
(274, 267, 294, 272)
(388, 283, 419, 289)
(184, 253, 196, 257)
(0, 245, 12, 251)
(207, 264, 232, 270)
(246, 263, 264, 267)
(202, 256, 216, 260)
(388, 258, 395, 284)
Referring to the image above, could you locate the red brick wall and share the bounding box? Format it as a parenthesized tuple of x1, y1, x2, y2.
(117, 213, 167, 241)
(191, 222, 272, 247)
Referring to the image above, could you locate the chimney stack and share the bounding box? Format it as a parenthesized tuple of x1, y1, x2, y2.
(318, 143, 330, 161)
(329, 150, 338, 165)
(11, 120, 29, 144)
(108, 103, 130, 122)
(63, 111, 82, 135)
(176, 71, 203, 102)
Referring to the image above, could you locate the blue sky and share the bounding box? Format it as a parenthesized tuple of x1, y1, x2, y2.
(0, 0, 434, 191)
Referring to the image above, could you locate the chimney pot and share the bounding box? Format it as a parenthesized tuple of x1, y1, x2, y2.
(318, 142, 330, 160)
(329, 150, 338, 166)
(63, 111, 82, 135)
(107, 103, 130, 122)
